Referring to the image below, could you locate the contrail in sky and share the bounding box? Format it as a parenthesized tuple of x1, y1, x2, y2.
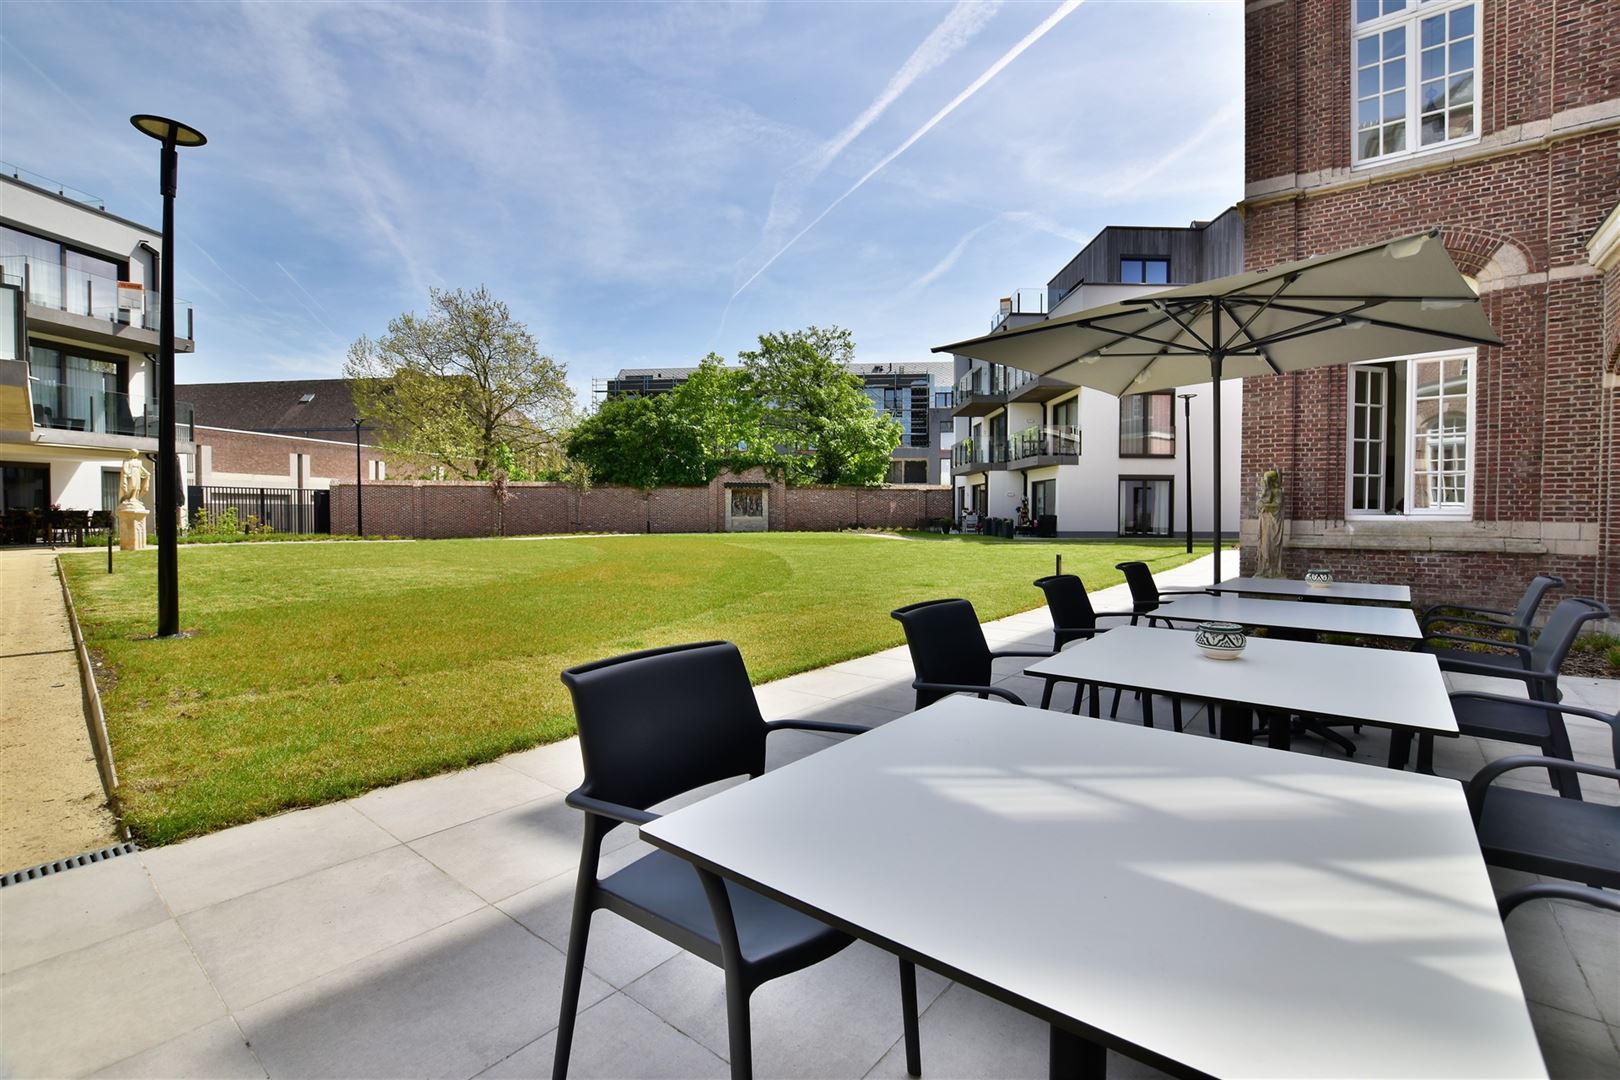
(730, 0, 1085, 300)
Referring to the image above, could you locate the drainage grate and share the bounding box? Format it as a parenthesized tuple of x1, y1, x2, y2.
(1, 842, 141, 888)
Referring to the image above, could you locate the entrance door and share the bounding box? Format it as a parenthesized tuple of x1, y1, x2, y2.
(725, 486, 768, 532)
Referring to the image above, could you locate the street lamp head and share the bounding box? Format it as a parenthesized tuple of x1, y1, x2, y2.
(130, 114, 207, 147)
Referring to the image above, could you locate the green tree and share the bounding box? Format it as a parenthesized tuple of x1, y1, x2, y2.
(345, 286, 573, 479)
(740, 326, 901, 485)
(564, 394, 706, 489)
(665, 354, 768, 476)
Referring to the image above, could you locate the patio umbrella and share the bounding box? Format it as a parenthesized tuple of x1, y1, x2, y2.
(933, 231, 1502, 582)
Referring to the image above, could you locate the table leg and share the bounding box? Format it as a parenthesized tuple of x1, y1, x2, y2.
(1387, 729, 1412, 770)
(1088, 684, 1100, 718)
(1262, 709, 1292, 751)
(1050, 1025, 1106, 1080)
(1041, 678, 1055, 710)
(1416, 733, 1435, 774)
(1218, 703, 1254, 743)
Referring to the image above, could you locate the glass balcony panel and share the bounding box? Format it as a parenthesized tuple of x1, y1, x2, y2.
(29, 378, 194, 440)
(0, 255, 192, 338)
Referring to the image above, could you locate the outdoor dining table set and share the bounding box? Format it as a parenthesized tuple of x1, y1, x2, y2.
(551, 571, 1609, 1080)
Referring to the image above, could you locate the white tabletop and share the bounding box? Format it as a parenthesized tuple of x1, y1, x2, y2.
(1207, 576, 1412, 604)
(1154, 592, 1423, 639)
(642, 700, 1542, 1079)
(1027, 625, 1457, 736)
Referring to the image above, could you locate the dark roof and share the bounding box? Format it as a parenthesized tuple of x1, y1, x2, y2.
(179, 378, 371, 437)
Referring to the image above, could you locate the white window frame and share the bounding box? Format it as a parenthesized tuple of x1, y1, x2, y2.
(1345, 348, 1476, 520)
(1350, 0, 1482, 170)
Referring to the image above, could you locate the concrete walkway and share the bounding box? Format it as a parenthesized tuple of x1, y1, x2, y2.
(1, 553, 1616, 1078)
(0, 548, 117, 871)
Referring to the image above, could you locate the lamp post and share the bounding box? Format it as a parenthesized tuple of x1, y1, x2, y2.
(130, 114, 205, 639)
(1178, 392, 1196, 555)
(352, 417, 365, 537)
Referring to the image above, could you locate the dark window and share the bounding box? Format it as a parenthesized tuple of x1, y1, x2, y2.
(1119, 392, 1175, 457)
(1119, 477, 1172, 536)
(0, 224, 125, 317)
(1120, 257, 1169, 284)
(1030, 479, 1056, 519)
(886, 459, 930, 485)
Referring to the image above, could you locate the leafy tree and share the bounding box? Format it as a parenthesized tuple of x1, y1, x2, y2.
(740, 326, 901, 485)
(665, 354, 768, 475)
(564, 394, 706, 489)
(345, 286, 573, 479)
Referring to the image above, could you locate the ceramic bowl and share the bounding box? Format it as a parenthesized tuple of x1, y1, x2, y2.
(1194, 621, 1247, 660)
(1304, 568, 1334, 588)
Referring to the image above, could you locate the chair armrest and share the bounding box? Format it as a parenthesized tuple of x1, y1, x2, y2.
(914, 679, 1026, 706)
(1500, 883, 1620, 920)
(1450, 691, 1619, 729)
(1421, 603, 1515, 622)
(990, 648, 1057, 660)
(1466, 755, 1620, 821)
(765, 718, 870, 737)
(566, 790, 659, 827)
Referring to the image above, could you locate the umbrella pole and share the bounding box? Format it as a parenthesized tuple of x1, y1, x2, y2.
(1211, 357, 1222, 585)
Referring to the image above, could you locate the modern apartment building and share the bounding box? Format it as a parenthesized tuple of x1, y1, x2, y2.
(949, 212, 1245, 536)
(598, 361, 957, 484)
(0, 165, 195, 514)
(1241, 0, 1619, 608)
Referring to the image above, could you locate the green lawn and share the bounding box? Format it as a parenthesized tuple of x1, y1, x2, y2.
(62, 533, 1206, 845)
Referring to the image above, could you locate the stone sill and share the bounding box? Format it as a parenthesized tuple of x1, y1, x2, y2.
(1240, 518, 1599, 557)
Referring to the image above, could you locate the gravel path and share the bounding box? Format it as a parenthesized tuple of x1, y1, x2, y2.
(0, 548, 118, 872)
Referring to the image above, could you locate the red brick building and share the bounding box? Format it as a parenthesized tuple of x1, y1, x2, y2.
(1240, 0, 1619, 612)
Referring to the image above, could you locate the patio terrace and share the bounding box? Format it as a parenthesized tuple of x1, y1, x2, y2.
(0, 555, 1615, 1079)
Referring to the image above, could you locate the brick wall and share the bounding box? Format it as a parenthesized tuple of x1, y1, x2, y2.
(329, 470, 953, 538)
(1241, 0, 1620, 613)
(197, 426, 387, 486)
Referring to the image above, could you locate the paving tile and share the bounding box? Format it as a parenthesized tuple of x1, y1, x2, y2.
(350, 761, 562, 841)
(1528, 1002, 1620, 1080)
(777, 698, 906, 730)
(0, 855, 169, 973)
(1550, 899, 1620, 1027)
(754, 682, 837, 720)
(497, 845, 682, 991)
(409, 792, 633, 904)
(765, 728, 842, 770)
(501, 739, 585, 793)
(769, 667, 890, 701)
(238, 907, 611, 1080)
(480, 992, 726, 1079)
(864, 982, 1046, 1080)
(179, 845, 484, 1010)
(140, 803, 396, 915)
(1504, 891, 1606, 1023)
(623, 941, 948, 1079)
(89, 1017, 266, 1079)
(0, 920, 225, 1078)
(824, 651, 914, 680)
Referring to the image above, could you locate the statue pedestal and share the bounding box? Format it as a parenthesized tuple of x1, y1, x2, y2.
(118, 502, 149, 552)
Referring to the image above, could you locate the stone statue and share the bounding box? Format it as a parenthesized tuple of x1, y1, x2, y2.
(117, 451, 151, 551)
(117, 451, 152, 509)
(1255, 466, 1284, 578)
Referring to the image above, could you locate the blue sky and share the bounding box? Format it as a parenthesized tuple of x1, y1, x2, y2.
(1, 1, 1243, 407)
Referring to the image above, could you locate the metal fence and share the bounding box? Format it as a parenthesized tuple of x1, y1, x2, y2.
(187, 486, 330, 535)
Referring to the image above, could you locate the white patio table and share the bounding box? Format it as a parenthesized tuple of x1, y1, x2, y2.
(1024, 625, 1454, 766)
(1204, 576, 1411, 605)
(1149, 591, 1423, 641)
(641, 698, 1544, 1079)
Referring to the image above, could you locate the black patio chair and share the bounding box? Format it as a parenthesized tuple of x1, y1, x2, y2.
(890, 598, 1052, 710)
(1032, 575, 1195, 730)
(1466, 701, 1620, 888)
(1429, 596, 1609, 703)
(1422, 573, 1564, 662)
(1114, 561, 1192, 626)
(1498, 883, 1620, 920)
(553, 641, 921, 1080)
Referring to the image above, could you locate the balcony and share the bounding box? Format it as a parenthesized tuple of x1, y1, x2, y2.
(989, 287, 1047, 332)
(951, 438, 1009, 476)
(1007, 370, 1073, 403)
(27, 376, 195, 443)
(953, 365, 1011, 416)
(1006, 426, 1081, 468)
(0, 255, 194, 351)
